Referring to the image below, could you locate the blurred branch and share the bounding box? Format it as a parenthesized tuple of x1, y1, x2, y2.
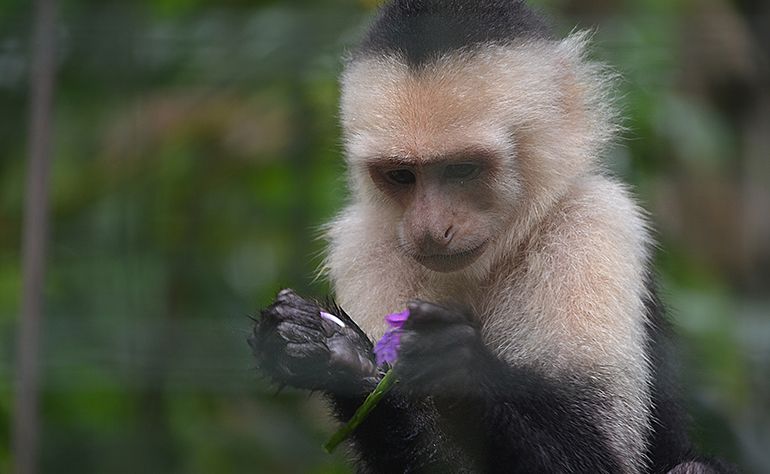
(14, 1, 58, 473)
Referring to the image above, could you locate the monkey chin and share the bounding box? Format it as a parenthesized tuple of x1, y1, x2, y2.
(415, 242, 489, 273)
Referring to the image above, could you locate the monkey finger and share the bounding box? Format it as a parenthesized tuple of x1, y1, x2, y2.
(404, 300, 471, 328)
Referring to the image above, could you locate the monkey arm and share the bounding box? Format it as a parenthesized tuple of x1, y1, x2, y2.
(393, 301, 739, 474)
(250, 292, 623, 472)
(251, 292, 623, 472)
(393, 300, 626, 474)
(250, 290, 478, 472)
(250, 293, 736, 474)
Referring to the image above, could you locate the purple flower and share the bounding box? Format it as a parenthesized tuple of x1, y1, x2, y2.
(373, 309, 410, 366)
(373, 330, 400, 366)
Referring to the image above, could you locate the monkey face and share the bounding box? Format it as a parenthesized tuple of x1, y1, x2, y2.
(339, 53, 526, 273)
(339, 46, 605, 274)
(366, 155, 497, 272)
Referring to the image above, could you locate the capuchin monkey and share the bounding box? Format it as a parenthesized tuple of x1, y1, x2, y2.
(250, 1, 738, 473)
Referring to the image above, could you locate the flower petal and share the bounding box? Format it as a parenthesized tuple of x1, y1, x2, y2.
(385, 309, 410, 329)
(373, 329, 402, 366)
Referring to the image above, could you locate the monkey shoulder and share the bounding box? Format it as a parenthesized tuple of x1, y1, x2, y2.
(517, 175, 652, 296)
(485, 175, 652, 371)
(541, 175, 651, 257)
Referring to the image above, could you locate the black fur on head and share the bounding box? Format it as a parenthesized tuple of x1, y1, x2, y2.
(355, 0, 555, 66)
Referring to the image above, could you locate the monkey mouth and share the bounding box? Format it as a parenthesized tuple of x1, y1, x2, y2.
(415, 242, 488, 273)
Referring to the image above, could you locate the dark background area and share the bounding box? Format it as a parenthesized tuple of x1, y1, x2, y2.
(1, 0, 769, 472)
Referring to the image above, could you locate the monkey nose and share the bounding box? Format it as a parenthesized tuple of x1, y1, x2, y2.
(417, 226, 455, 254)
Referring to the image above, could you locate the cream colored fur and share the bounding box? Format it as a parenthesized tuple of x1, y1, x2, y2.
(323, 33, 653, 474)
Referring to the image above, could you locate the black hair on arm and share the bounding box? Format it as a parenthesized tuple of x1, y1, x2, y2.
(355, 0, 555, 66)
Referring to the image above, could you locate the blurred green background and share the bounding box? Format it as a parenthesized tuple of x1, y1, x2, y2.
(1, 0, 768, 472)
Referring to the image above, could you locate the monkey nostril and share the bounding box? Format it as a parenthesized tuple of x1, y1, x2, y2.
(415, 231, 451, 255)
(443, 226, 455, 244)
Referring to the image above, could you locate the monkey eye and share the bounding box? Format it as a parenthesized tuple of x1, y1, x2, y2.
(386, 169, 416, 185)
(444, 163, 480, 181)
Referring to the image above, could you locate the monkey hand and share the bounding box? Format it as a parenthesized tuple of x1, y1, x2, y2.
(396, 301, 492, 397)
(249, 289, 380, 396)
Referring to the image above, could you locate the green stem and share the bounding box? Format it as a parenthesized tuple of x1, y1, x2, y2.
(323, 368, 399, 454)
